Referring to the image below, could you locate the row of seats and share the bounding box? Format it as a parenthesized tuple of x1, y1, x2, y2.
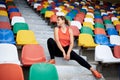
(0, 1, 59, 80)
(0, 0, 46, 66)
(27, 0, 120, 64)
(0, 63, 59, 80)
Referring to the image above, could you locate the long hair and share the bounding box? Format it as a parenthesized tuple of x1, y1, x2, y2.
(57, 16, 70, 26)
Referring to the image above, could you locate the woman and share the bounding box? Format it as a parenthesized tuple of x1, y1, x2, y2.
(47, 16, 102, 79)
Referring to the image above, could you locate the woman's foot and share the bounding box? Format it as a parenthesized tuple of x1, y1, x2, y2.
(47, 59, 55, 64)
(91, 70, 102, 79)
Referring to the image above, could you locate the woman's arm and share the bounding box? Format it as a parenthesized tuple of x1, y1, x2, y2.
(66, 28, 74, 60)
(54, 27, 66, 58)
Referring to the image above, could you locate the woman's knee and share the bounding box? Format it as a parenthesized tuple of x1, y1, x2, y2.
(47, 38, 54, 44)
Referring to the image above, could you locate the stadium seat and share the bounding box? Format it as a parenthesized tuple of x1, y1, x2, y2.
(105, 24, 115, 30)
(84, 17, 94, 25)
(70, 21, 82, 29)
(8, 8, 19, 14)
(0, 43, 21, 65)
(113, 20, 120, 26)
(94, 34, 114, 47)
(83, 22, 94, 30)
(104, 19, 112, 24)
(94, 18, 103, 24)
(0, 64, 24, 80)
(16, 30, 38, 45)
(95, 45, 120, 63)
(69, 26, 80, 37)
(9, 12, 22, 20)
(7, 5, 17, 11)
(111, 17, 119, 22)
(110, 35, 120, 45)
(11, 16, 25, 26)
(21, 44, 46, 66)
(0, 21, 11, 29)
(56, 11, 65, 16)
(29, 63, 59, 80)
(0, 16, 9, 22)
(116, 24, 120, 31)
(13, 23, 29, 34)
(0, 10, 8, 16)
(0, 29, 15, 44)
(80, 27, 94, 36)
(94, 23, 105, 29)
(50, 14, 57, 23)
(78, 34, 98, 48)
(113, 46, 120, 58)
(45, 11, 54, 18)
(94, 28, 106, 35)
(106, 28, 118, 36)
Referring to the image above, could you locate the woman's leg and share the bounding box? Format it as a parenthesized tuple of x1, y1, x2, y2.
(69, 50, 102, 78)
(70, 50, 91, 70)
(47, 38, 63, 59)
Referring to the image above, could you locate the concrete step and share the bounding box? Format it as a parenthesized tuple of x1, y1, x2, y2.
(55, 65, 105, 80)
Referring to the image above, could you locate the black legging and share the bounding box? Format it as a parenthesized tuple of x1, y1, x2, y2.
(47, 38, 91, 70)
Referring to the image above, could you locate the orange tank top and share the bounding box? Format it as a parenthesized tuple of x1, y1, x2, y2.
(58, 27, 70, 47)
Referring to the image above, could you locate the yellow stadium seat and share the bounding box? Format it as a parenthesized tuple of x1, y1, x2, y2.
(117, 16, 120, 19)
(83, 22, 94, 30)
(113, 20, 120, 26)
(78, 34, 98, 48)
(59, 6, 65, 10)
(45, 11, 54, 18)
(85, 14, 94, 19)
(61, 10, 68, 15)
(0, 10, 8, 16)
(16, 30, 38, 45)
(69, 6, 74, 9)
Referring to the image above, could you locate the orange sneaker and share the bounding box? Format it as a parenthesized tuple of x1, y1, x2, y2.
(92, 70, 102, 79)
(47, 59, 55, 64)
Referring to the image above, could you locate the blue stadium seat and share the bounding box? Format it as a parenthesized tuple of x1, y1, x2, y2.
(94, 34, 115, 47)
(0, 29, 15, 44)
(106, 28, 118, 36)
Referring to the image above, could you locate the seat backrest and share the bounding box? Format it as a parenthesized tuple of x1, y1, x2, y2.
(105, 24, 114, 30)
(107, 28, 118, 36)
(94, 28, 106, 35)
(110, 35, 120, 45)
(13, 23, 29, 34)
(16, 30, 38, 45)
(45, 11, 54, 18)
(11, 16, 25, 26)
(0, 43, 20, 65)
(95, 45, 115, 61)
(21, 44, 46, 66)
(0, 21, 11, 29)
(71, 21, 82, 29)
(0, 16, 9, 22)
(0, 64, 24, 80)
(94, 22, 105, 29)
(0, 29, 15, 44)
(69, 26, 80, 37)
(10, 12, 22, 20)
(29, 63, 59, 80)
(78, 34, 97, 47)
(83, 22, 94, 30)
(80, 27, 94, 36)
(94, 34, 110, 45)
(114, 46, 120, 58)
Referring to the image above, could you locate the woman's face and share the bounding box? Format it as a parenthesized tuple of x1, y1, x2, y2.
(57, 17, 65, 26)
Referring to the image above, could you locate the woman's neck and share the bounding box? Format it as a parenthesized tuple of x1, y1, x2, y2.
(61, 24, 66, 28)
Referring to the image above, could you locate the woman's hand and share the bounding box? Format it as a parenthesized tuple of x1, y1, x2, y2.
(66, 52, 70, 60)
(63, 52, 67, 60)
